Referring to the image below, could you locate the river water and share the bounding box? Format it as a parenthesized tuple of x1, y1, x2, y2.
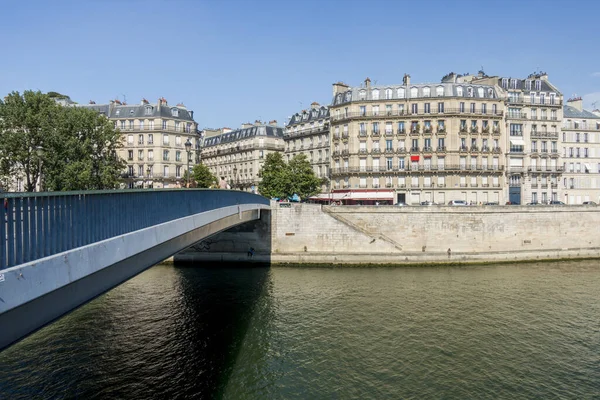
(1, 261, 599, 399)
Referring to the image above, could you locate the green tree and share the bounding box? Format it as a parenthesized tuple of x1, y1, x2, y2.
(287, 154, 322, 200)
(46, 106, 124, 190)
(0, 91, 58, 191)
(190, 163, 216, 188)
(0, 91, 124, 191)
(258, 152, 289, 199)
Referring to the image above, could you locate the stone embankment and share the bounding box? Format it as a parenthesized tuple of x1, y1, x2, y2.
(175, 202, 600, 265)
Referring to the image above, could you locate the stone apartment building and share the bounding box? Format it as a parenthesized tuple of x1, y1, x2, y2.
(329, 74, 507, 205)
(81, 98, 199, 189)
(561, 97, 600, 204)
(201, 121, 285, 192)
(284, 103, 330, 193)
(474, 73, 564, 204)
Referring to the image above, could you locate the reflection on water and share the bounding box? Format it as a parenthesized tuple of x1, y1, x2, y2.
(1, 261, 600, 399)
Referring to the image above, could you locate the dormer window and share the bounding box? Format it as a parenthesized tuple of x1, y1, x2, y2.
(345, 92, 351, 101)
(477, 87, 484, 98)
(457, 86, 463, 96)
(467, 87, 473, 97)
(410, 87, 418, 98)
(336, 93, 343, 103)
(423, 87, 431, 97)
(436, 86, 444, 96)
(385, 88, 393, 99)
(525, 80, 532, 90)
(359, 90, 366, 100)
(397, 88, 405, 98)
(115, 110, 121, 116)
(510, 79, 517, 89)
(488, 88, 494, 98)
(145, 106, 153, 115)
(372, 89, 379, 100)
(535, 79, 541, 90)
(129, 109, 134, 115)
(501, 78, 508, 88)
(171, 108, 179, 117)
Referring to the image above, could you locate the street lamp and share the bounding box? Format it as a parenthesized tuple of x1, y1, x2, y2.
(35, 146, 44, 192)
(233, 166, 237, 189)
(184, 138, 192, 188)
(146, 166, 151, 188)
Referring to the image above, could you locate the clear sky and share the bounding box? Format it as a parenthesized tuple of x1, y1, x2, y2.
(1, 0, 599, 129)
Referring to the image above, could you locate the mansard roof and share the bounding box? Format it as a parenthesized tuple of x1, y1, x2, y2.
(79, 103, 196, 122)
(563, 105, 600, 119)
(203, 125, 284, 147)
(287, 105, 330, 126)
(332, 82, 501, 106)
(496, 77, 560, 94)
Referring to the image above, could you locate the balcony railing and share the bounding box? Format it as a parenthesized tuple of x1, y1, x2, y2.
(562, 124, 600, 131)
(330, 109, 503, 121)
(531, 131, 559, 139)
(329, 165, 505, 175)
(507, 97, 562, 106)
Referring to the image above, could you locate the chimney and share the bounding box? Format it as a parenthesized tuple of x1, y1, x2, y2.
(141, 98, 148, 105)
(593, 109, 600, 117)
(89, 100, 96, 104)
(539, 72, 548, 81)
(268, 119, 278, 126)
(403, 74, 411, 86)
(567, 97, 583, 111)
(365, 77, 371, 89)
(332, 81, 349, 96)
(311, 102, 320, 109)
(190, 110, 194, 120)
(254, 120, 262, 126)
(241, 123, 253, 129)
(177, 102, 186, 109)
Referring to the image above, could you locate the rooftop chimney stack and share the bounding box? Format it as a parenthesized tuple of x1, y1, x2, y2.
(365, 77, 371, 89)
(403, 74, 411, 86)
(567, 97, 583, 111)
(332, 81, 349, 96)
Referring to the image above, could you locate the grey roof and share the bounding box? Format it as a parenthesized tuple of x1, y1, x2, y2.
(78, 103, 196, 122)
(563, 105, 600, 119)
(287, 105, 330, 126)
(496, 77, 559, 94)
(332, 82, 500, 106)
(203, 125, 284, 148)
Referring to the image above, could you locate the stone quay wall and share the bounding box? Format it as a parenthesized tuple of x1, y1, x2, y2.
(177, 202, 600, 265)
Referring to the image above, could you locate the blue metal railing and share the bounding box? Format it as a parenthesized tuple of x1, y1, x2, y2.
(1, 189, 269, 270)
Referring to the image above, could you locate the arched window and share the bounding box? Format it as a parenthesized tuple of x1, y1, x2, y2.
(410, 87, 418, 98)
(397, 88, 405, 98)
(359, 90, 366, 100)
(171, 108, 179, 117)
(456, 86, 463, 96)
(477, 87, 484, 97)
(436, 86, 444, 96)
(423, 87, 431, 97)
(372, 89, 380, 100)
(385, 88, 393, 99)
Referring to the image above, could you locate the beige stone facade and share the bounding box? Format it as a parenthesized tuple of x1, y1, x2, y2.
(284, 103, 330, 193)
(329, 74, 507, 205)
(81, 98, 199, 189)
(201, 122, 285, 192)
(561, 98, 600, 204)
(475, 73, 564, 204)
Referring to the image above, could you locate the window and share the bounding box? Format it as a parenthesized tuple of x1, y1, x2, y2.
(397, 88, 405, 98)
(171, 108, 179, 117)
(386, 104, 392, 115)
(149, 120, 154, 130)
(423, 87, 431, 97)
(372, 105, 379, 116)
(424, 103, 430, 114)
(438, 137, 445, 149)
(175, 121, 180, 131)
(436, 86, 444, 96)
(399, 158, 405, 170)
(163, 150, 169, 161)
(467, 87, 473, 97)
(121, 121, 126, 129)
(535, 80, 541, 90)
(359, 90, 366, 100)
(386, 140, 393, 150)
(457, 86, 463, 96)
(477, 88, 484, 98)
(525, 80, 532, 90)
(138, 134, 144, 144)
(411, 104, 418, 114)
(163, 134, 169, 144)
(385, 122, 393, 134)
(410, 87, 418, 97)
(510, 79, 517, 89)
(176, 166, 181, 178)
(148, 134, 154, 144)
(470, 103, 475, 113)
(385, 88, 392, 99)
(138, 150, 144, 160)
(459, 102, 465, 113)
(176, 151, 181, 162)
(129, 120, 134, 129)
(148, 150, 153, 161)
(164, 166, 169, 177)
(127, 134, 133, 144)
(360, 105, 366, 116)
(438, 102, 444, 113)
(501, 78, 508, 88)
(127, 150, 133, 160)
(481, 104, 487, 114)
(162, 120, 167, 130)
(145, 106, 152, 115)
(510, 124, 523, 136)
(139, 120, 144, 130)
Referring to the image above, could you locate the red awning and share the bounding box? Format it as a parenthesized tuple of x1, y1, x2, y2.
(410, 155, 420, 161)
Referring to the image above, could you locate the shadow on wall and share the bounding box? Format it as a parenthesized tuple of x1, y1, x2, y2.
(173, 210, 272, 266)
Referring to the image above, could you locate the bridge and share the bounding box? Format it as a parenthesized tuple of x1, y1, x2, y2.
(0, 189, 270, 350)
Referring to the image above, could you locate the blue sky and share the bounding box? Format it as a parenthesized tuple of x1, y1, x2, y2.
(1, 0, 599, 129)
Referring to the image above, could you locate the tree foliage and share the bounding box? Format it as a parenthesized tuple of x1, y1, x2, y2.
(191, 163, 216, 188)
(0, 90, 124, 191)
(258, 153, 321, 200)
